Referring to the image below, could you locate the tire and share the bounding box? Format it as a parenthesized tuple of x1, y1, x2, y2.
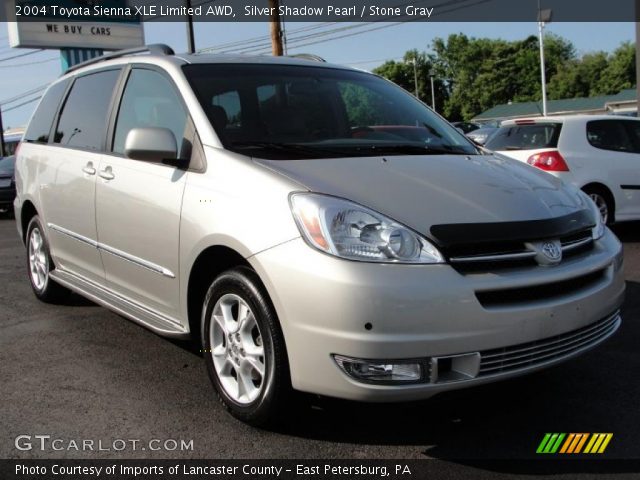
(25, 216, 70, 303)
(583, 186, 614, 225)
(202, 267, 291, 426)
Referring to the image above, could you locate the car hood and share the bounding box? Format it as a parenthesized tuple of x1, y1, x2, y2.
(255, 153, 587, 238)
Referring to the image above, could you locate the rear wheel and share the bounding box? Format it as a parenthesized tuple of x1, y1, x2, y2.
(583, 186, 614, 225)
(26, 216, 70, 303)
(202, 267, 290, 426)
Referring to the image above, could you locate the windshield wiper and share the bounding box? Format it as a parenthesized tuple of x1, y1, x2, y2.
(350, 144, 472, 156)
(230, 141, 474, 158)
(230, 141, 346, 158)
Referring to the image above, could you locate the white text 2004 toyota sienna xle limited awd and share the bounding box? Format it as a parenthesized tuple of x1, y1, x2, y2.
(14, 45, 624, 425)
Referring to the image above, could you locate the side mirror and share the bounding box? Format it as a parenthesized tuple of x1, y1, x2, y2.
(124, 127, 181, 164)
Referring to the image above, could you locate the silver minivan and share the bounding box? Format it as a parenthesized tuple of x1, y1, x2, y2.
(14, 45, 625, 425)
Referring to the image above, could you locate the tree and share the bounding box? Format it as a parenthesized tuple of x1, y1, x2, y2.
(547, 52, 609, 99)
(429, 33, 575, 120)
(372, 50, 448, 112)
(373, 34, 634, 122)
(596, 42, 636, 94)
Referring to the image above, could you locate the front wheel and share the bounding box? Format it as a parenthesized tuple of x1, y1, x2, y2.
(202, 267, 291, 426)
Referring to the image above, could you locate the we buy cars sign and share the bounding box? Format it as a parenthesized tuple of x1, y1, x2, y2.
(5, 0, 144, 51)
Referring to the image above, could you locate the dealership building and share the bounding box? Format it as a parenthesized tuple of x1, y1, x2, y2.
(473, 88, 637, 124)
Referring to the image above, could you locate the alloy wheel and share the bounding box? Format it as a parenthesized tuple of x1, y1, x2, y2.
(588, 193, 609, 224)
(209, 293, 266, 404)
(28, 227, 48, 291)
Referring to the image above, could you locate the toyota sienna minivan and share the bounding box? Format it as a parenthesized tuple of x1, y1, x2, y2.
(14, 45, 625, 425)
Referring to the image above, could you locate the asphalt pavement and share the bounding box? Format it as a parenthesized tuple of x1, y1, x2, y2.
(1, 212, 639, 476)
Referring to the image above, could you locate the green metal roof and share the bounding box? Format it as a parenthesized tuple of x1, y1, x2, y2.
(473, 89, 637, 121)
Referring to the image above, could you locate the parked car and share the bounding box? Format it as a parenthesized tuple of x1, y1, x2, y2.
(1, 133, 22, 157)
(14, 46, 624, 426)
(486, 115, 640, 224)
(452, 121, 481, 134)
(0, 155, 16, 215)
(466, 126, 498, 145)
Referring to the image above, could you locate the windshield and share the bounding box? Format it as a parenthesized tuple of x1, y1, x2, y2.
(183, 64, 478, 159)
(485, 123, 562, 151)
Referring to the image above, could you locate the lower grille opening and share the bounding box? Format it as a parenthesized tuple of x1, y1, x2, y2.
(476, 269, 606, 308)
(478, 312, 620, 376)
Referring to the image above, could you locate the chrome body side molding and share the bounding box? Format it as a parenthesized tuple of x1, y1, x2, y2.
(48, 223, 175, 278)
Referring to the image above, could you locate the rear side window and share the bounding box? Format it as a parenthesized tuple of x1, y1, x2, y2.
(24, 79, 70, 144)
(54, 69, 121, 150)
(485, 123, 562, 151)
(587, 120, 635, 152)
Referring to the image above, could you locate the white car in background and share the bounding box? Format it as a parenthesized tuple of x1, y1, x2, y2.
(486, 115, 640, 224)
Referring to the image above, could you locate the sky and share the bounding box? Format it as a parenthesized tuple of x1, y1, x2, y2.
(0, 21, 636, 129)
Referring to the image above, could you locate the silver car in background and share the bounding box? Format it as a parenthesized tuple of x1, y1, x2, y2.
(14, 46, 624, 426)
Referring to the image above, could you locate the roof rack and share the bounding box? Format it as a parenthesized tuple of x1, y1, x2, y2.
(64, 44, 175, 75)
(287, 53, 326, 63)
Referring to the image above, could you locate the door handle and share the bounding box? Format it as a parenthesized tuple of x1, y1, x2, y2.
(98, 166, 115, 181)
(82, 162, 96, 175)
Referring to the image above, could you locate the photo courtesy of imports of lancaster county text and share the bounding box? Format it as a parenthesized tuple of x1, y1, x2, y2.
(3, 0, 640, 22)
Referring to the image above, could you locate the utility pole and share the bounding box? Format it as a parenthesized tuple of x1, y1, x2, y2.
(636, 0, 640, 114)
(537, 2, 552, 117)
(430, 72, 436, 111)
(0, 108, 5, 158)
(412, 58, 419, 98)
(269, 0, 284, 56)
(185, 0, 196, 53)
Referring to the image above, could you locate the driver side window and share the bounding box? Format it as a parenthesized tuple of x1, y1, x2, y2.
(113, 69, 188, 157)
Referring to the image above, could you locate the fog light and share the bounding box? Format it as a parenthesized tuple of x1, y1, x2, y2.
(333, 355, 423, 384)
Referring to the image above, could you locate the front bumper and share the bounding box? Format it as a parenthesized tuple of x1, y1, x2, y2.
(250, 228, 625, 402)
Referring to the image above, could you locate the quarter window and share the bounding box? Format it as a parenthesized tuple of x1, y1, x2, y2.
(24, 79, 70, 144)
(620, 120, 640, 153)
(54, 70, 121, 150)
(113, 69, 188, 156)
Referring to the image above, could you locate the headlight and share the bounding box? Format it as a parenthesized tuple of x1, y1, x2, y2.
(579, 191, 605, 240)
(290, 193, 444, 264)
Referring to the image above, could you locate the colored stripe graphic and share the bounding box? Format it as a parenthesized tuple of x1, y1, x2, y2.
(537, 433, 613, 454)
(574, 434, 589, 453)
(559, 433, 575, 453)
(536, 433, 552, 453)
(536, 433, 565, 453)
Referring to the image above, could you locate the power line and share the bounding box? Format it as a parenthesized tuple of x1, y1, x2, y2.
(1, 96, 42, 113)
(0, 83, 50, 106)
(245, 0, 492, 55)
(198, 22, 340, 53)
(0, 57, 58, 69)
(346, 56, 403, 66)
(0, 49, 44, 63)
(228, 0, 446, 54)
(232, 23, 373, 54)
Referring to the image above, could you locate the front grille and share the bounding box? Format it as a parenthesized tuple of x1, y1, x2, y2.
(478, 311, 620, 376)
(475, 269, 606, 308)
(448, 228, 594, 273)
